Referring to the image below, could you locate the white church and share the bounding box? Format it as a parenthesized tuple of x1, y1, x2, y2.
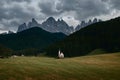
(58, 49, 64, 59)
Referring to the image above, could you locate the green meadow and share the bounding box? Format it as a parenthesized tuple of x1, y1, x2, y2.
(0, 53, 120, 80)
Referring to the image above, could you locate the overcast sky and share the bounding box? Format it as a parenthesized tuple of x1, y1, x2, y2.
(0, 0, 120, 33)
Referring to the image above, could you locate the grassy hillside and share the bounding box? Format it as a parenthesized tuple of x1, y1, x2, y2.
(46, 17, 120, 57)
(0, 53, 120, 80)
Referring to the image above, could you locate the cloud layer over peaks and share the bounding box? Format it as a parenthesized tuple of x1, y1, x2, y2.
(0, 0, 120, 32)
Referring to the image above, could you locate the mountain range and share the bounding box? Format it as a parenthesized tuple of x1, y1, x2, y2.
(17, 17, 101, 35)
(46, 17, 120, 57)
(75, 18, 102, 31)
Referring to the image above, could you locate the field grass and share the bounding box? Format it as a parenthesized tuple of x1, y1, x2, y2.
(0, 53, 120, 80)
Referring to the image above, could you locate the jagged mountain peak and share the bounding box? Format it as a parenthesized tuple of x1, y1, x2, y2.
(93, 18, 97, 23)
(57, 18, 65, 22)
(17, 23, 27, 32)
(57, 19, 60, 22)
(47, 17, 56, 22)
(23, 23, 26, 25)
(32, 18, 38, 24)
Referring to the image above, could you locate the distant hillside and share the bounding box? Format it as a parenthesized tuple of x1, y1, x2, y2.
(0, 27, 66, 51)
(46, 17, 120, 57)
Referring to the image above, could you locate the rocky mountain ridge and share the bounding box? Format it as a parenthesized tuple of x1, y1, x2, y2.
(17, 17, 101, 35)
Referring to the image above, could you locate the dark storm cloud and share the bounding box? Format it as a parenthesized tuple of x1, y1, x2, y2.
(0, 27, 7, 31)
(101, 0, 120, 10)
(39, 0, 63, 16)
(109, 0, 120, 10)
(0, 0, 39, 31)
(0, 6, 32, 20)
(0, 0, 120, 32)
(38, 0, 112, 20)
(56, 0, 111, 20)
(1, 0, 31, 3)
